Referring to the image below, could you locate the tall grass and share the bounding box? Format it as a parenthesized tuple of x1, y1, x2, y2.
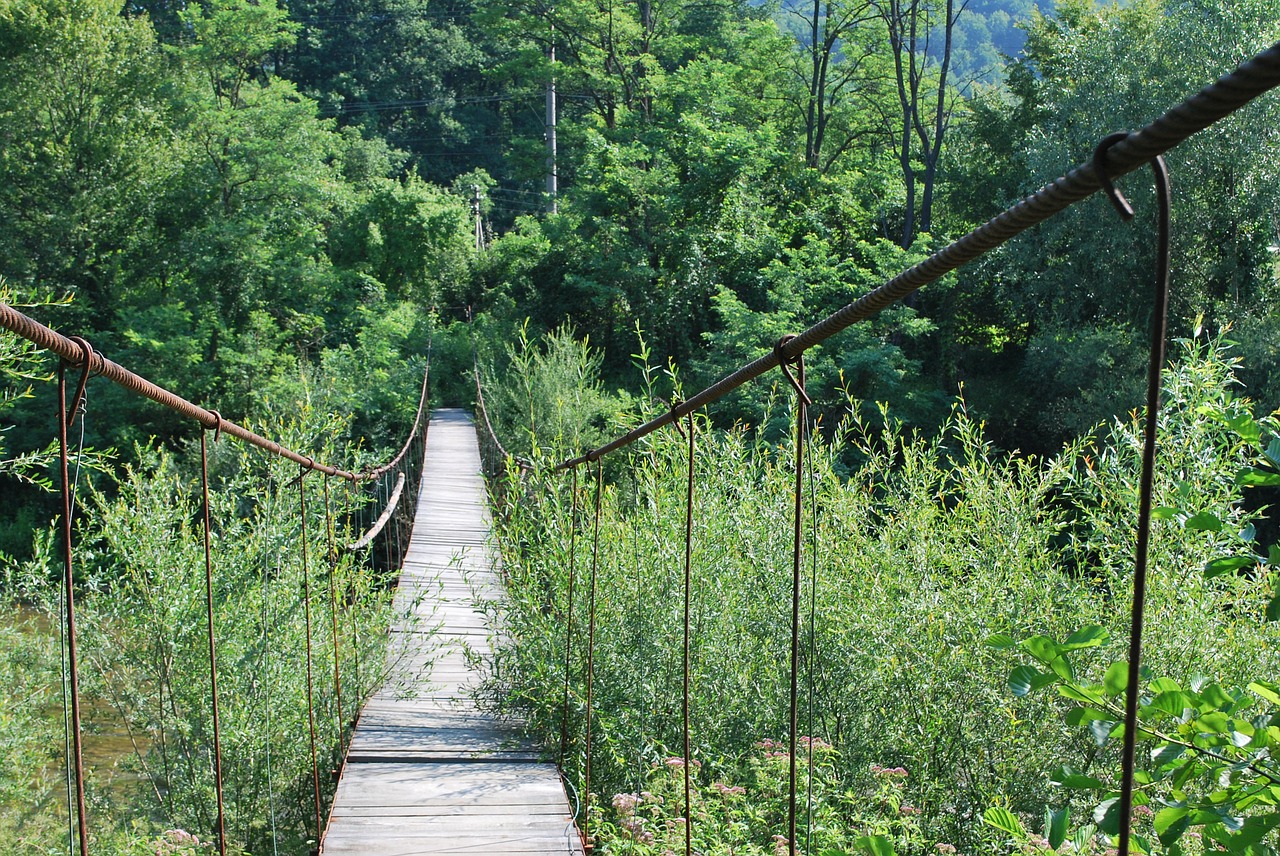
(483, 331, 1280, 853)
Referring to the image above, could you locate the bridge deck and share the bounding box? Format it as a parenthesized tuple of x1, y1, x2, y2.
(322, 409, 583, 855)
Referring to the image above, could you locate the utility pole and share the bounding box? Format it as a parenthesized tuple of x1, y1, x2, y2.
(471, 184, 484, 250)
(545, 13, 558, 214)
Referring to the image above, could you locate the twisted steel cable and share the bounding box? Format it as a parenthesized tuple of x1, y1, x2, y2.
(0, 302, 431, 481)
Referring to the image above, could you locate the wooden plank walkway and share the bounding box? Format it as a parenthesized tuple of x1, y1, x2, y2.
(322, 409, 584, 855)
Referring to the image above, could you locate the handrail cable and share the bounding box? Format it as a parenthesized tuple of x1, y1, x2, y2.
(0, 302, 431, 481)
(347, 472, 408, 552)
(555, 41, 1280, 471)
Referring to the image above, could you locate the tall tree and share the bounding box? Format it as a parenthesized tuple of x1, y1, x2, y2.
(874, 0, 964, 247)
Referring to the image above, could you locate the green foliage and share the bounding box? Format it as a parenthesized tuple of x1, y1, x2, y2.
(479, 323, 624, 462)
(485, 332, 1280, 852)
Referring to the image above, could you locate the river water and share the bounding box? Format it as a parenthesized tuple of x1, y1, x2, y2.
(1, 602, 151, 818)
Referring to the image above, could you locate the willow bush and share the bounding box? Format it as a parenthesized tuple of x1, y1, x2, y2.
(0, 411, 405, 855)
(484, 330, 1280, 854)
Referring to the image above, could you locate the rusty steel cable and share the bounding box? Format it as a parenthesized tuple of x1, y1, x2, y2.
(350, 480, 363, 720)
(680, 410, 695, 856)
(559, 467, 580, 768)
(56, 360, 90, 856)
(361, 361, 431, 481)
(298, 469, 325, 845)
(473, 359, 513, 461)
(804, 411, 819, 856)
(1093, 138, 1172, 856)
(199, 428, 228, 856)
(323, 477, 346, 753)
(582, 460, 604, 853)
(259, 533, 281, 856)
(777, 343, 809, 856)
(0, 302, 431, 482)
(555, 41, 1280, 471)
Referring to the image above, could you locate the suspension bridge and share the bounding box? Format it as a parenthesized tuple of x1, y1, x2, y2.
(322, 409, 583, 855)
(0, 40, 1278, 856)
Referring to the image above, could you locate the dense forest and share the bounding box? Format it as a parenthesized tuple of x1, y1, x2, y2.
(3, 0, 1280, 851)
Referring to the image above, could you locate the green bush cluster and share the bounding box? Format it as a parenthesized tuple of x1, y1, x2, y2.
(0, 406, 404, 854)
(484, 328, 1280, 853)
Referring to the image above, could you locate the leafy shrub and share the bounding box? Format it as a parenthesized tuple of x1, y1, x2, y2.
(485, 331, 1280, 853)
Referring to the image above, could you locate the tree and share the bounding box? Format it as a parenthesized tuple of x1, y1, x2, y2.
(874, 0, 965, 247)
(0, 0, 170, 325)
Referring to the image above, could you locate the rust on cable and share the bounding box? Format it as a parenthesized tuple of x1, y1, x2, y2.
(207, 409, 224, 442)
(0, 301, 431, 480)
(555, 41, 1280, 470)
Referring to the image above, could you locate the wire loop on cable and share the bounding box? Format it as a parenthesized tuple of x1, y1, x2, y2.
(1093, 133, 1138, 221)
(774, 335, 813, 406)
(206, 409, 224, 442)
(64, 336, 94, 431)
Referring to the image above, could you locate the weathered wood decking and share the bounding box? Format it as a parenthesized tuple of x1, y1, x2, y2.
(322, 409, 584, 855)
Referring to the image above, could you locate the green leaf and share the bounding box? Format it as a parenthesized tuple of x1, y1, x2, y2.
(1094, 797, 1122, 834)
(986, 633, 1018, 650)
(1072, 824, 1098, 852)
(1151, 506, 1180, 520)
(1227, 412, 1262, 443)
(1104, 661, 1130, 697)
(1056, 772, 1107, 790)
(1066, 707, 1113, 727)
(1145, 691, 1189, 718)
(1009, 665, 1057, 697)
(1185, 511, 1223, 532)
(1062, 625, 1109, 651)
(1236, 468, 1280, 487)
(1089, 719, 1117, 747)
(1268, 591, 1280, 622)
(983, 807, 1026, 838)
(1265, 437, 1280, 469)
(1248, 681, 1280, 706)
(854, 835, 894, 856)
(1047, 806, 1069, 850)
(1059, 684, 1106, 705)
(1023, 635, 1061, 665)
(1154, 807, 1190, 845)
(1151, 743, 1187, 767)
(1205, 556, 1254, 578)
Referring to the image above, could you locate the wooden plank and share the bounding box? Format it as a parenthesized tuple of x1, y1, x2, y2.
(322, 410, 580, 855)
